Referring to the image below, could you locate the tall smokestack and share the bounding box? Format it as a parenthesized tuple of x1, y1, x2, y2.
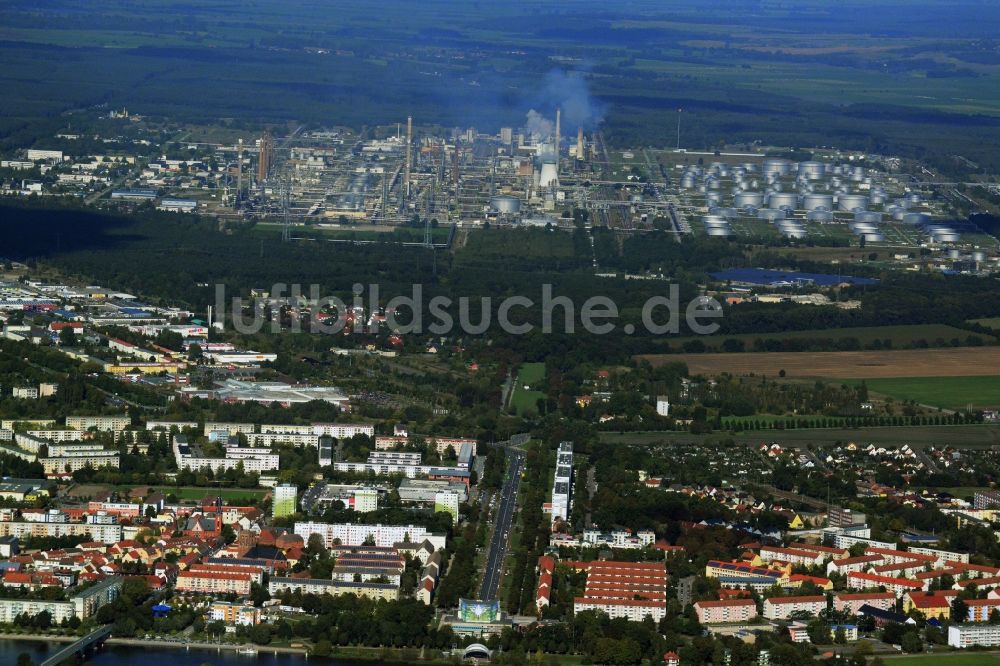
(404, 116, 413, 198)
(577, 127, 584, 161)
(236, 138, 243, 201)
(555, 108, 561, 161)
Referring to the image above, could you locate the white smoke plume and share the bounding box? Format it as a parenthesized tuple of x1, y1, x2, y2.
(525, 109, 554, 143)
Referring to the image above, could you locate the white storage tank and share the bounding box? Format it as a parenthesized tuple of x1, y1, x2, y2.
(802, 194, 834, 211)
(838, 194, 869, 212)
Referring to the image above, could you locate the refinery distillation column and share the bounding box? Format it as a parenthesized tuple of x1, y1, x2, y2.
(257, 131, 273, 188)
(555, 107, 561, 165)
(404, 115, 413, 199)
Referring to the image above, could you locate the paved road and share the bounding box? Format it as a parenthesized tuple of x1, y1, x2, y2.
(40, 626, 112, 666)
(676, 575, 695, 608)
(478, 448, 525, 601)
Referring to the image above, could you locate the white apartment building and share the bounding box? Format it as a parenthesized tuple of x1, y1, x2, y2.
(907, 546, 969, 564)
(949, 624, 1000, 648)
(260, 424, 315, 435)
(0, 577, 120, 624)
(551, 442, 574, 525)
(27, 430, 87, 443)
(0, 521, 122, 543)
(146, 420, 199, 431)
(354, 488, 379, 513)
(203, 422, 256, 435)
(41, 453, 120, 475)
(247, 432, 319, 447)
(573, 598, 667, 623)
(311, 423, 374, 439)
(66, 415, 130, 432)
(293, 522, 446, 551)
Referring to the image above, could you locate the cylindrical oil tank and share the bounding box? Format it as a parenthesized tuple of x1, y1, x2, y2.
(972, 251, 987, 262)
(808, 209, 834, 223)
(902, 212, 930, 225)
(758, 208, 786, 221)
(706, 191, 722, 205)
(906, 192, 922, 204)
(711, 207, 738, 219)
(869, 191, 887, 207)
(862, 232, 885, 242)
(706, 177, 720, 190)
(703, 215, 728, 226)
(798, 161, 826, 179)
(947, 249, 962, 259)
(741, 162, 757, 172)
(734, 192, 765, 208)
(890, 207, 907, 221)
(762, 158, 793, 177)
(802, 194, 834, 211)
(490, 195, 522, 214)
(850, 166, 866, 181)
(933, 231, 960, 242)
(706, 226, 732, 237)
(854, 211, 882, 224)
(680, 176, 696, 189)
(768, 192, 798, 209)
(838, 194, 868, 212)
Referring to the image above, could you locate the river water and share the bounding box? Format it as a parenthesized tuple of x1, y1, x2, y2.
(0, 639, 387, 665)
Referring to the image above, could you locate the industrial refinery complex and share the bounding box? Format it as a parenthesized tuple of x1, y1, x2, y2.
(4, 107, 999, 273)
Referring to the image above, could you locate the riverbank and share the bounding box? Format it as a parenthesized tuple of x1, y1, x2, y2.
(0, 632, 77, 643)
(107, 636, 309, 655)
(0, 632, 462, 664)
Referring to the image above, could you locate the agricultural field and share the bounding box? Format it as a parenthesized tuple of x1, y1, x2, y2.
(510, 362, 547, 417)
(643, 348, 1000, 379)
(845, 376, 1000, 410)
(660, 324, 990, 353)
(600, 424, 1000, 449)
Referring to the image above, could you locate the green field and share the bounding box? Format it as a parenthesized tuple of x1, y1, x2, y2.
(662, 324, 992, 352)
(600, 424, 1000, 448)
(113, 486, 269, 502)
(510, 362, 547, 416)
(884, 655, 1000, 665)
(972, 318, 1000, 331)
(846, 376, 1000, 410)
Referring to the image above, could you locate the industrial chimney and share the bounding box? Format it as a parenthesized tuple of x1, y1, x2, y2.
(404, 116, 413, 198)
(577, 127, 584, 161)
(555, 107, 561, 162)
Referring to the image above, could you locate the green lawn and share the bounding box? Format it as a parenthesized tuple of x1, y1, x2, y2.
(113, 485, 268, 501)
(884, 655, 1000, 665)
(510, 362, 547, 416)
(846, 376, 1000, 410)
